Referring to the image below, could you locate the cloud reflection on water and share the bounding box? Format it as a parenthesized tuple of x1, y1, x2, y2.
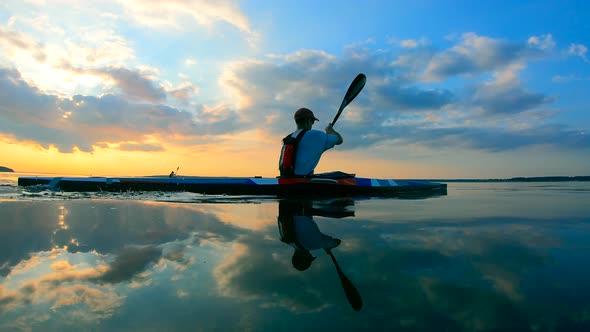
(0, 196, 589, 331)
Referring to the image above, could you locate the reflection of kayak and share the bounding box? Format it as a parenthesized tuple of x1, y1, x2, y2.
(17, 172, 447, 198)
(279, 198, 356, 219)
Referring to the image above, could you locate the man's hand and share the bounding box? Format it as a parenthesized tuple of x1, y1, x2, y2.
(325, 123, 337, 135)
(325, 123, 343, 145)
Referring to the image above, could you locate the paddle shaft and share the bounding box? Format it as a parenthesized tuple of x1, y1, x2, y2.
(331, 73, 367, 127)
(326, 249, 363, 311)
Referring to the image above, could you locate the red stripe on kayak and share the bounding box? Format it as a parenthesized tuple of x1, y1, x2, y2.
(278, 178, 309, 185)
(337, 178, 358, 186)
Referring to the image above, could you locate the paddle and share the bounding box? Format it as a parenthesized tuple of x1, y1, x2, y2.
(331, 73, 367, 127)
(325, 248, 363, 311)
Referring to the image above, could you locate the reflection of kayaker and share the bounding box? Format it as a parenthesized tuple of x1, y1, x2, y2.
(278, 200, 341, 271)
(277, 198, 363, 311)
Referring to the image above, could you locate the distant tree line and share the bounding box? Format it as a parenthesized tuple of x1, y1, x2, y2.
(421, 176, 590, 182)
(0, 166, 14, 172)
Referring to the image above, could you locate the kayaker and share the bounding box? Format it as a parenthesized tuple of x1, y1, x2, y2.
(279, 107, 343, 177)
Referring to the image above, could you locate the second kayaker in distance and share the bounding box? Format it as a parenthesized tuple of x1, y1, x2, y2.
(279, 107, 343, 177)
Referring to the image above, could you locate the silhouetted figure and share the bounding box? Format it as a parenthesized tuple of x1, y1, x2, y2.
(169, 167, 179, 178)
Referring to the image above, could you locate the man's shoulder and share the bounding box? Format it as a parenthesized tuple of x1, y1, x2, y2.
(299, 130, 328, 143)
(305, 129, 327, 137)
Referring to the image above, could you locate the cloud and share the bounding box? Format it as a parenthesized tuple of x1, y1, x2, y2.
(568, 43, 588, 62)
(167, 81, 200, 102)
(0, 279, 124, 321)
(4, 1, 256, 38)
(94, 246, 163, 284)
(40, 266, 109, 287)
(0, 246, 160, 317)
(0, 200, 257, 328)
(1, 14, 141, 100)
(0, 200, 248, 282)
(374, 85, 454, 111)
(464, 69, 554, 116)
(1, 256, 123, 320)
(422, 124, 589, 152)
(50, 260, 75, 271)
(221, 48, 400, 130)
(400, 39, 421, 48)
(1, 26, 587, 157)
(1, 4, 217, 106)
(102, 67, 167, 102)
(423, 33, 550, 81)
(63, 30, 136, 67)
(115, 0, 257, 40)
(469, 86, 550, 116)
(49, 284, 123, 317)
(219, 43, 587, 153)
(118, 142, 165, 152)
(321, 122, 588, 153)
(0, 26, 47, 62)
(527, 34, 555, 50)
(0, 67, 244, 152)
(395, 38, 430, 49)
(59, 64, 167, 103)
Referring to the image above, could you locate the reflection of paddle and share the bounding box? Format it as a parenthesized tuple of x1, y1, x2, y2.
(325, 249, 362, 311)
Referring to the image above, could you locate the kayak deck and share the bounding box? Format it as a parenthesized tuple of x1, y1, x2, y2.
(17, 174, 447, 198)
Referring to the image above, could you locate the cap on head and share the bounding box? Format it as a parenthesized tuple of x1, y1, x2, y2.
(294, 108, 319, 122)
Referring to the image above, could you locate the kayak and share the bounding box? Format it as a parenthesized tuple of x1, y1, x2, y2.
(17, 172, 447, 198)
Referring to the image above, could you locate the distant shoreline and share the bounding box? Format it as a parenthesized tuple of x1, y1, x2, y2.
(0, 166, 14, 172)
(415, 176, 590, 183)
(8, 171, 590, 183)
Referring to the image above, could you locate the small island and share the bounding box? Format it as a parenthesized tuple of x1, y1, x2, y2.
(0, 166, 15, 172)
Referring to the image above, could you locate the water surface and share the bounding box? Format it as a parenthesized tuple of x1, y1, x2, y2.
(1, 174, 590, 331)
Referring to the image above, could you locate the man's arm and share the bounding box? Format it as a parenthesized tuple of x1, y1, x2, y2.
(325, 124, 343, 145)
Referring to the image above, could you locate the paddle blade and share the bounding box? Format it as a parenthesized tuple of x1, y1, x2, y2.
(342, 73, 367, 109)
(332, 73, 367, 126)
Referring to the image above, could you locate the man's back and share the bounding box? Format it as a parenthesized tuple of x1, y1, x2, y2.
(281, 107, 343, 176)
(294, 129, 340, 176)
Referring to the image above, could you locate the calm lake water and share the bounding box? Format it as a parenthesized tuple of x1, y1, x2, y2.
(1, 173, 590, 331)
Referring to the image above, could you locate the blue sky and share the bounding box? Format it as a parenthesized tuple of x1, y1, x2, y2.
(0, 0, 588, 178)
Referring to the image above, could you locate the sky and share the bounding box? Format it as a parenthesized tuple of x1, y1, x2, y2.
(0, 0, 589, 178)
